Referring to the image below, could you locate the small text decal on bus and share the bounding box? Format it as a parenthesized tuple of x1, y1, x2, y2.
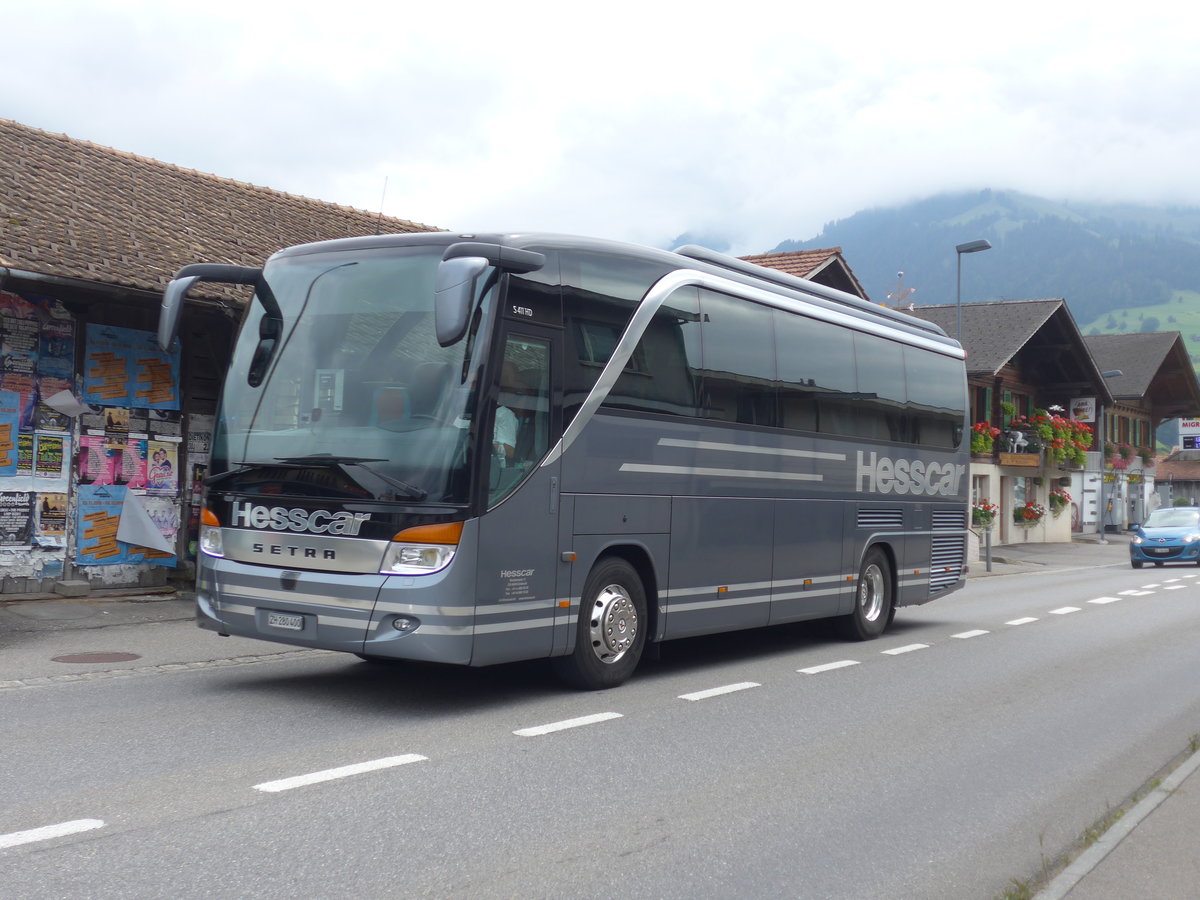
(855, 451, 965, 497)
(231, 501, 372, 535)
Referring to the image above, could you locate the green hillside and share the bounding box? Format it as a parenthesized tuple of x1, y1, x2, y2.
(1080, 289, 1200, 374)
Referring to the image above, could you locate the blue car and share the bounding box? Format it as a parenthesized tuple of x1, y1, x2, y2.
(1130, 507, 1200, 568)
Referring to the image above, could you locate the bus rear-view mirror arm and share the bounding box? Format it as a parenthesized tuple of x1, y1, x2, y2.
(158, 263, 279, 351)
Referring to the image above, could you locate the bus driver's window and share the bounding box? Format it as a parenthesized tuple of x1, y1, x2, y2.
(489, 338, 550, 503)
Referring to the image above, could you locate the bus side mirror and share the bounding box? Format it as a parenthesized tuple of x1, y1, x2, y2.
(158, 275, 200, 351)
(435, 256, 489, 347)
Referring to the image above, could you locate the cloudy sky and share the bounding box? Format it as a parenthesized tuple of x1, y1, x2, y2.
(7, 1, 1198, 255)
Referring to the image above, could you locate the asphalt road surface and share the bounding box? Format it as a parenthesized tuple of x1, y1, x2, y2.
(3, 543, 1198, 898)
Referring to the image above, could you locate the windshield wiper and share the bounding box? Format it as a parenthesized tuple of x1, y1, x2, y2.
(274, 455, 427, 500)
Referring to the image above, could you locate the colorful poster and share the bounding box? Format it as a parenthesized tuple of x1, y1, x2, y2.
(104, 406, 129, 449)
(76, 484, 126, 564)
(146, 440, 178, 496)
(121, 438, 148, 489)
(83, 324, 179, 410)
(0, 491, 34, 548)
(35, 492, 67, 548)
(0, 389, 18, 476)
(34, 375, 74, 432)
(17, 432, 34, 476)
(35, 434, 66, 479)
(37, 313, 75, 378)
(78, 434, 118, 486)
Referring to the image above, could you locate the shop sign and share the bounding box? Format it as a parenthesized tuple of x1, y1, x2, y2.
(998, 453, 1040, 468)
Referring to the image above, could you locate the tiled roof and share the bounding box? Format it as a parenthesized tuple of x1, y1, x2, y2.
(905, 298, 1116, 404)
(740, 248, 871, 300)
(1154, 450, 1200, 483)
(1084, 332, 1183, 398)
(740, 248, 843, 279)
(1084, 331, 1200, 418)
(0, 118, 441, 301)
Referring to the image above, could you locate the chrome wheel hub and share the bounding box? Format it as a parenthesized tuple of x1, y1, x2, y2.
(589, 584, 638, 664)
(859, 564, 885, 622)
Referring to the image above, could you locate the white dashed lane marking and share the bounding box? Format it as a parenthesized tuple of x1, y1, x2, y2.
(513, 712, 623, 737)
(1007, 617, 1039, 626)
(1050, 607, 1082, 615)
(952, 630, 990, 639)
(1088, 597, 1121, 605)
(253, 754, 427, 793)
(0, 819, 105, 850)
(799, 660, 860, 675)
(678, 682, 760, 702)
(881, 644, 929, 656)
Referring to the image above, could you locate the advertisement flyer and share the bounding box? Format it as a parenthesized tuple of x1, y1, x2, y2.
(0, 491, 34, 548)
(146, 440, 179, 496)
(0, 389, 18, 476)
(76, 484, 126, 564)
(78, 434, 118, 486)
(83, 325, 179, 410)
(121, 438, 148, 489)
(35, 491, 67, 548)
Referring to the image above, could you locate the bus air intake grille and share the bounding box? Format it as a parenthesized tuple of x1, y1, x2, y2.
(857, 509, 903, 530)
(932, 507, 968, 530)
(929, 535, 965, 591)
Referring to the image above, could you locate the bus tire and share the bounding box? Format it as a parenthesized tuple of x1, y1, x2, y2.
(553, 557, 647, 690)
(837, 547, 893, 641)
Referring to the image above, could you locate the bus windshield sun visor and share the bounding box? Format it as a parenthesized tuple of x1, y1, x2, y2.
(157, 263, 279, 351)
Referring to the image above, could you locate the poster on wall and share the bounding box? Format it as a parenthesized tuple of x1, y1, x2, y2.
(83, 324, 179, 410)
(121, 439, 148, 489)
(0, 389, 18, 477)
(146, 440, 179, 496)
(34, 492, 67, 548)
(78, 435, 118, 486)
(76, 484, 126, 564)
(0, 491, 34, 548)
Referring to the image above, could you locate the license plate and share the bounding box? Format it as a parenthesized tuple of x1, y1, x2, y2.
(1151, 548, 1171, 555)
(267, 611, 305, 631)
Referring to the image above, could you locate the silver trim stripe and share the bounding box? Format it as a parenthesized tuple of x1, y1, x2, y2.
(657, 438, 846, 461)
(619, 463, 822, 482)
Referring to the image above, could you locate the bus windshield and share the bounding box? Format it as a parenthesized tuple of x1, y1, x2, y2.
(212, 245, 495, 505)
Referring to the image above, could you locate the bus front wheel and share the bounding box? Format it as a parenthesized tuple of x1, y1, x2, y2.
(837, 548, 893, 641)
(553, 557, 647, 690)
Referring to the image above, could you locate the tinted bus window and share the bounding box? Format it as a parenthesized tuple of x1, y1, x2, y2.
(904, 346, 966, 448)
(606, 286, 701, 417)
(775, 311, 856, 435)
(562, 252, 674, 425)
(853, 331, 908, 442)
(698, 289, 777, 426)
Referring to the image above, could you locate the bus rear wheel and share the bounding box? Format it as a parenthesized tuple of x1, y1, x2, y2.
(837, 547, 893, 641)
(553, 557, 647, 690)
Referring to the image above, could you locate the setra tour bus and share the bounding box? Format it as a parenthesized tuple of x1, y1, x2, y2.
(158, 232, 969, 689)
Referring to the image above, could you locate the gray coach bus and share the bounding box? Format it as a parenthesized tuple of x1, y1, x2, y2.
(159, 232, 968, 689)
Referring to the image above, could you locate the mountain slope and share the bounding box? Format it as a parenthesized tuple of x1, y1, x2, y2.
(770, 189, 1200, 326)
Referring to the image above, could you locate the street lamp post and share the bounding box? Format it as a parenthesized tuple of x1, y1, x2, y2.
(955, 239, 992, 342)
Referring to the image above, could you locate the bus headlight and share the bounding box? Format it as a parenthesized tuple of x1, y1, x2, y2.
(199, 508, 224, 558)
(380, 522, 463, 576)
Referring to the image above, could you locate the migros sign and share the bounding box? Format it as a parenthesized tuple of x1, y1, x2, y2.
(855, 451, 965, 497)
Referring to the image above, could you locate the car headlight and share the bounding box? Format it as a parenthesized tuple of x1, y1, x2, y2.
(1183, 533, 1200, 544)
(380, 522, 463, 575)
(1131, 536, 1144, 545)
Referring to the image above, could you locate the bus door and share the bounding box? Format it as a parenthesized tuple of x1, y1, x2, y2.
(472, 328, 565, 666)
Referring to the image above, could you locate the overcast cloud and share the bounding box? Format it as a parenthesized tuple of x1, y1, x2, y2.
(6, 0, 1198, 254)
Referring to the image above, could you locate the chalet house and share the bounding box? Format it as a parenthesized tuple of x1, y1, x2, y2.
(1083, 332, 1200, 524)
(0, 117, 439, 596)
(905, 299, 1114, 550)
(739, 248, 871, 300)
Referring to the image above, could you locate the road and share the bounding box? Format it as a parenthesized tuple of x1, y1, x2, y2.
(2, 544, 1198, 898)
